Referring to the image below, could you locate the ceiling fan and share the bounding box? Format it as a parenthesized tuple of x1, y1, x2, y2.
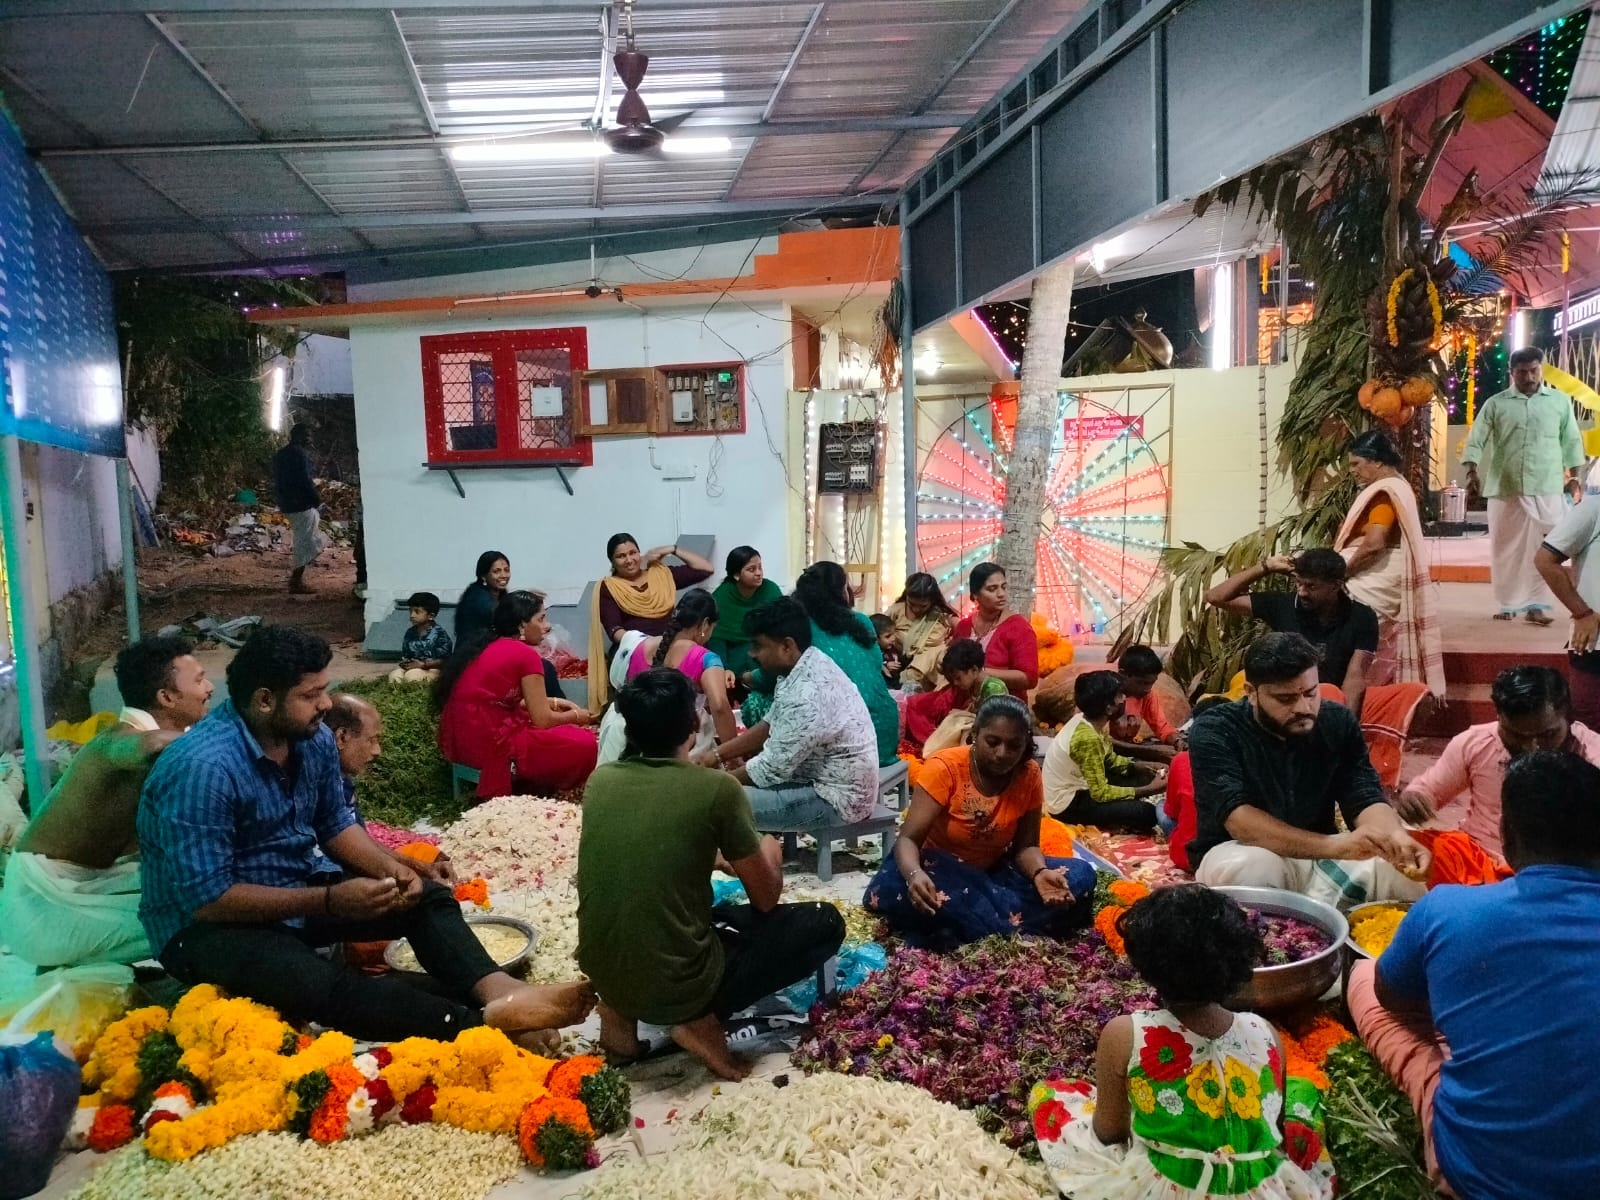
(447, 2, 714, 164)
(598, 0, 694, 156)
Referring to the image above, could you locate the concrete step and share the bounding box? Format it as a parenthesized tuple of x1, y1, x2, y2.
(1412, 682, 1493, 738)
(1432, 564, 1490, 583)
(1441, 648, 1567, 687)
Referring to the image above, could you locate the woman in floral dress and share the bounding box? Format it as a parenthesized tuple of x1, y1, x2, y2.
(1031, 886, 1332, 1199)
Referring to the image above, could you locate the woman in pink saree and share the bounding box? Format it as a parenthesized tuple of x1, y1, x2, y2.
(596, 589, 737, 763)
(1337, 430, 1446, 698)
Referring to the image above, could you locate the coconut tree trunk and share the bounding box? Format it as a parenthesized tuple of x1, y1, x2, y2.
(996, 260, 1075, 614)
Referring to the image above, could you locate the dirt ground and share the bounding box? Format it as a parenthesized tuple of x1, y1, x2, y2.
(77, 541, 370, 667)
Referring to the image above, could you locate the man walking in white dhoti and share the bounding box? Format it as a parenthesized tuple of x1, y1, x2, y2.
(1462, 346, 1584, 626)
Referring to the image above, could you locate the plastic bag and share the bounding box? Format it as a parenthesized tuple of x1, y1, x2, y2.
(0, 958, 133, 1063)
(775, 941, 888, 1013)
(0, 985, 82, 1199)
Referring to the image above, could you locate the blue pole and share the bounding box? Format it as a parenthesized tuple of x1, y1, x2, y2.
(0, 434, 50, 808)
(116, 457, 140, 644)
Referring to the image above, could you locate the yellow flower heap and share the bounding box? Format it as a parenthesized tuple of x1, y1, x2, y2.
(80, 984, 629, 1168)
(1349, 905, 1407, 958)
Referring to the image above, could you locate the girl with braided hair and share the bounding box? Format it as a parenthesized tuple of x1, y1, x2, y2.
(596, 589, 738, 764)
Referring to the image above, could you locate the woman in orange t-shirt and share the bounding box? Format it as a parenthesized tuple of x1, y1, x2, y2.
(863, 695, 1096, 948)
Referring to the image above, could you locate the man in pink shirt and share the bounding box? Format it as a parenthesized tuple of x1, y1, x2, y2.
(1115, 645, 1182, 764)
(1396, 665, 1600, 861)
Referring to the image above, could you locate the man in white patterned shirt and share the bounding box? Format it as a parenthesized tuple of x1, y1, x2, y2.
(698, 597, 877, 827)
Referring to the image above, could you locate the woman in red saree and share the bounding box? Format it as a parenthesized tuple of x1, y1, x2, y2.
(436, 591, 599, 799)
(948, 562, 1039, 699)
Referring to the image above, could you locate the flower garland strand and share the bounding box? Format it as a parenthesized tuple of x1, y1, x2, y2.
(76, 985, 630, 1171)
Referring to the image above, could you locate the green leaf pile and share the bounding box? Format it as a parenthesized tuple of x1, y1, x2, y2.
(335, 679, 460, 826)
(1324, 1039, 1432, 1200)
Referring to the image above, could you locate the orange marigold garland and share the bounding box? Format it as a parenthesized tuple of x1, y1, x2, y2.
(1093, 906, 1127, 956)
(1108, 879, 1150, 906)
(453, 877, 490, 907)
(517, 1094, 598, 1171)
(86, 1104, 137, 1152)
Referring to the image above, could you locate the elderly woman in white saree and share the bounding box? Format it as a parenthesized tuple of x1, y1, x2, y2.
(1335, 430, 1446, 698)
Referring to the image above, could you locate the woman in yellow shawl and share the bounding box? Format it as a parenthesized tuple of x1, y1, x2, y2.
(586, 532, 713, 706)
(887, 572, 959, 688)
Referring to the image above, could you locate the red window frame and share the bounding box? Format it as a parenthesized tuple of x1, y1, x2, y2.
(420, 327, 593, 467)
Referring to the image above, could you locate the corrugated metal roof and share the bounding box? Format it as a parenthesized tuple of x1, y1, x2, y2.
(0, 0, 1090, 272)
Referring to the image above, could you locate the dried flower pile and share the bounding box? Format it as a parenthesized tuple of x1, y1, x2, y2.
(579, 1074, 1052, 1200)
(69, 1123, 524, 1200)
(1349, 904, 1407, 958)
(438, 798, 582, 890)
(1249, 911, 1333, 966)
(795, 934, 1157, 1148)
(76, 985, 628, 1172)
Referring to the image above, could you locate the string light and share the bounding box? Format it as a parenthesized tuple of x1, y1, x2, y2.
(1486, 14, 1584, 117)
(914, 395, 1171, 632)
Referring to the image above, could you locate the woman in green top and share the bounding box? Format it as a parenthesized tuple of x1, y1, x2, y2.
(1041, 669, 1164, 830)
(708, 546, 782, 679)
(739, 561, 900, 766)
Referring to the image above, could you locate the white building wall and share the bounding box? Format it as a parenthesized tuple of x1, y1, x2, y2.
(351, 301, 798, 629)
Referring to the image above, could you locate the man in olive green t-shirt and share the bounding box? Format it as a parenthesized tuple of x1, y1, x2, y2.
(577, 669, 845, 1081)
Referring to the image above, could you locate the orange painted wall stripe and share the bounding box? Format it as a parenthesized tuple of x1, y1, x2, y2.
(251, 225, 901, 325)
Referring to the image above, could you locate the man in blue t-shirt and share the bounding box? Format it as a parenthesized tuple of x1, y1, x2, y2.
(1348, 749, 1600, 1199)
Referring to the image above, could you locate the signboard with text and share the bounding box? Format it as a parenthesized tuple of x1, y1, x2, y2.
(1063, 414, 1143, 441)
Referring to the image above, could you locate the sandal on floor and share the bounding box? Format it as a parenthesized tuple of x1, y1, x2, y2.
(602, 1037, 678, 1068)
(1525, 610, 1555, 627)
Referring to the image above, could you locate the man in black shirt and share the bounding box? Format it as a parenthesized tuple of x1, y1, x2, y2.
(1206, 547, 1378, 721)
(1187, 633, 1425, 908)
(272, 424, 327, 595)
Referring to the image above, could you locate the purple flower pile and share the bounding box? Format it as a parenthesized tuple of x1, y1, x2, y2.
(1249, 910, 1333, 966)
(794, 934, 1156, 1149)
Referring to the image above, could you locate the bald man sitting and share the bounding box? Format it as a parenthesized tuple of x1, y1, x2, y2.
(325, 692, 454, 878)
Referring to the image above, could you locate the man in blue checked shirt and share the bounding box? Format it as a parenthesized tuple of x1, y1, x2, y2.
(137, 625, 593, 1044)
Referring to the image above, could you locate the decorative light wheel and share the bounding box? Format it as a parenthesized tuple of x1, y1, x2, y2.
(914, 390, 1171, 634)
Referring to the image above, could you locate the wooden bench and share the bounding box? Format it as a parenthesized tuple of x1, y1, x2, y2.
(769, 762, 910, 883)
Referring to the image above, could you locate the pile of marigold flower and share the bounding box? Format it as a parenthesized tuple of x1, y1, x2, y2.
(71, 984, 629, 1173)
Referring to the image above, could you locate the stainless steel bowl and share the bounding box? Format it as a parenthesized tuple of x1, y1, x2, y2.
(384, 914, 537, 976)
(1341, 899, 1413, 971)
(1213, 886, 1349, 1012)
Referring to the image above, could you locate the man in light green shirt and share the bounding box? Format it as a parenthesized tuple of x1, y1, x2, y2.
(1461, 346, 1584, 623)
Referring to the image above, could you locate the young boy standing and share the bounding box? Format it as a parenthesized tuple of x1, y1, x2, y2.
(400, 591, 454, 670)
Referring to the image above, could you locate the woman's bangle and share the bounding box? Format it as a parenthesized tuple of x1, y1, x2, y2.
(906, 867, 928, 884)
(1030, 864, 1049, 881)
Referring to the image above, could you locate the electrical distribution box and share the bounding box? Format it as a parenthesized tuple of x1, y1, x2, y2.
(576, 363, 746, 436)
(818, 420, 880, 493)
